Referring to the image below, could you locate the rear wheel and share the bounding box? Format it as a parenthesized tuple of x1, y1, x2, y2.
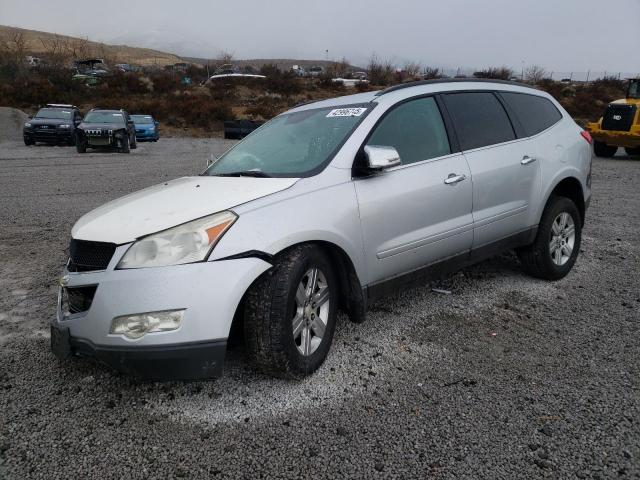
(624, 147, 640, 157)
(594, 141, 617, 158)
(517, 196, 582, 280)
(243, 245, 338, 378)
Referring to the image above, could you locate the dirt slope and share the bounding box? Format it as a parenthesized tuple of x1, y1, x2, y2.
(0, 25, 183, 66)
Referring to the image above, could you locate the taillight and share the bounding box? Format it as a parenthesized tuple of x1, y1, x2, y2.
(581, 130, 593, 144)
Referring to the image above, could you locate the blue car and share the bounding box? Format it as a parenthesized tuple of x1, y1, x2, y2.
(131, 115, 159, 142)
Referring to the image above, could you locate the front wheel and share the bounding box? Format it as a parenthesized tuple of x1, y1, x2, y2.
(24, 136, 34, 146)
(76, 135, 87, 153)
(624, 147, 640, 157)
(243, 245, 338, 378)
(594, 141, 617, 158)
(119, 135, 130, 154)
(517, 196, 582, 280)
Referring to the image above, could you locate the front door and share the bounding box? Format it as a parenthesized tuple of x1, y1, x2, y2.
(354, 96, 474, 284)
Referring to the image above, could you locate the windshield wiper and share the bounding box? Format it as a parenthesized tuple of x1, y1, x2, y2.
(212, 170, 272, 178)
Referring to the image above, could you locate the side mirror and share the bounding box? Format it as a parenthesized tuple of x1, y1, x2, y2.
(364, 145, 401, 170)
(154, 120, 160, 126)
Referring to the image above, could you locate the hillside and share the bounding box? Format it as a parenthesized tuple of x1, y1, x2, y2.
(0, 25, 183, 66)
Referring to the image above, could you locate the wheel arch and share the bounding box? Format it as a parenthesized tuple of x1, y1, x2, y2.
(228, 239, 367, 345)
(541, 175, 586, 226)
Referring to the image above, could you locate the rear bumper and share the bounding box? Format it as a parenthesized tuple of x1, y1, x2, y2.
(587, 123, 640, 147)
(52, 324, 226, 380)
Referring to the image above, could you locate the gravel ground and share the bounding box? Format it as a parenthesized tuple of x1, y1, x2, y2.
(0, 138, 638, 479)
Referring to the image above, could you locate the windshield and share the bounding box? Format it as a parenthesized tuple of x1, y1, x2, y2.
(204, 104, 371, 177)
(628, 80, 639, 99)
(84, 112, 125, 124)
(131, 115, 154, 124)
(35, 109, 72, 120)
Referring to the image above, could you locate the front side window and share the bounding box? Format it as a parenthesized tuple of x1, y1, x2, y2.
(500, 92, 562, 136)
(205, 104, 370, 177)
(443, 92, 515, 150)
(628, 80, 639, 99)
(84, 112, 125, 124)
(366, 97, 451, 165)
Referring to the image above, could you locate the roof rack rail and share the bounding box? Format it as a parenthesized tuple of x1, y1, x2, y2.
(46, 103, 78, 109)
(374, 78, 532, 96)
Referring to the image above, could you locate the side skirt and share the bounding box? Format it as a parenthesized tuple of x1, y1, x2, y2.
(365, 227, 537, 303)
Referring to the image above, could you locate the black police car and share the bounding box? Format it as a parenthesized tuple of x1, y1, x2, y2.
(75, 109, 137, 154)
(23, 104, 82, 146)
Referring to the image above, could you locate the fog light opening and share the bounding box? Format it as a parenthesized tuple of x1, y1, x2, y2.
(110, 310, 185, 340)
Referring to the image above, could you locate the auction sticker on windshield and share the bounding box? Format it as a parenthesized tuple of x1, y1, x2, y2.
(326, 107, 367, 118)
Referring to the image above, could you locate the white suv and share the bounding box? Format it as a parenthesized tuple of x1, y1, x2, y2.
(52, 79, 593, 380)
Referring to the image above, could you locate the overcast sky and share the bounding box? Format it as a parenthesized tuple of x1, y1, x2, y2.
(1, 0, 638, 74)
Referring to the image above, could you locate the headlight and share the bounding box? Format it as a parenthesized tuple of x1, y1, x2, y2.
(148, 125, 155, 131)
(59, 124, 72, 129)
(117, 211, 237, 269)
(24, 122, 32, 128)
(110, 309, 184, 339)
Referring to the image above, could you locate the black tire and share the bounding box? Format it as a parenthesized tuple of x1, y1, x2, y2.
(76, 135, 87, 153)
(131, 135, 137, 150)
(593, 141, 617, 158)
(517, 196, 582, 280)
(23, 136, 34, 146)
(624, 147, 640, 157)
(119, 134, 130, 154)
(243, 244, 338, 378)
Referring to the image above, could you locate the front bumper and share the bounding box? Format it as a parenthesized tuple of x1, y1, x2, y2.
(24, 129, 74, 143)
(135, 129, 158, 140)
(587, 122, 640, 148)
(52, 324, 227, 380)
(51, 245, 271, 379)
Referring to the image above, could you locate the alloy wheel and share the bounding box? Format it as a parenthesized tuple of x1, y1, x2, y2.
(292, 267, 330, 356)
(549, 212, 575, 266)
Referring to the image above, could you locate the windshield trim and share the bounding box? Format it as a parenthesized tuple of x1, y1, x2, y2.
(203, 102, 375, 178)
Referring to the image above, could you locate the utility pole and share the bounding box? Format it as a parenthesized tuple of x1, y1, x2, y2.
(521, 60, 525, 81)
(586, 70, 590, 83)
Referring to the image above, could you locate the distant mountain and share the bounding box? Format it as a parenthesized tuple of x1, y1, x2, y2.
(0, 25, 183, 66)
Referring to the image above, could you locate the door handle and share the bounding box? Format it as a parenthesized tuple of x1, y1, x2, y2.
(521, 155, 537, 165)
(444, 173, 467, 185)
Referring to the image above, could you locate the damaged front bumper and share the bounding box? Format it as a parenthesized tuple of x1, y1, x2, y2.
(51, 246, 271, 380)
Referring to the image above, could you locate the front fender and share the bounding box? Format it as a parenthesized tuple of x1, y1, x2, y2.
(210, 181, 368, 284)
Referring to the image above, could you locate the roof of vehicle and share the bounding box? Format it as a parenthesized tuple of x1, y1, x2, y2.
(88, 109, 125, 113)
(289, 78, 548, 113)
(45, 104, 78, 109)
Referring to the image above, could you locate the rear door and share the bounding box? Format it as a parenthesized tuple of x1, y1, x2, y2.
(442, 92, 541, 248)
(354, 96, 473, 284)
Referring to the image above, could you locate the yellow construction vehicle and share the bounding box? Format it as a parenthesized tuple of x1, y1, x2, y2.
(587, 78, 640, 157)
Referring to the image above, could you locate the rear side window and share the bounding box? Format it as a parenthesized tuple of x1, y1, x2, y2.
(367, 97, 451, 165)
(443, 92, 515, 150)
(500, 92, 562, 136)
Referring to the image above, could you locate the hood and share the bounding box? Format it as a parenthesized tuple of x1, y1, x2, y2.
(72, 176, 298, 244)
(134, 123, 155, 130)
